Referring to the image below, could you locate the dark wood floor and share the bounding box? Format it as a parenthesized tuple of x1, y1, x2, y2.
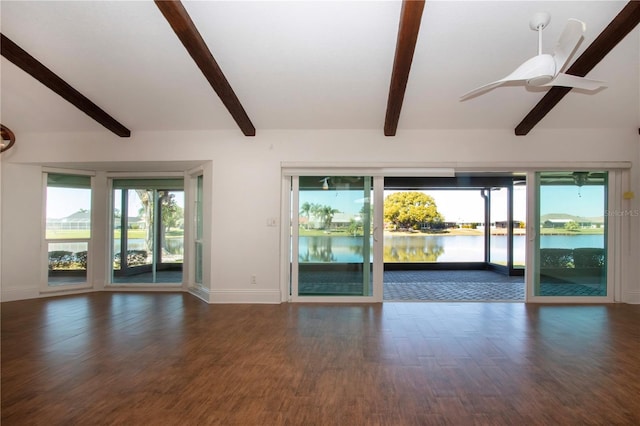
(2, 293, 640, 425)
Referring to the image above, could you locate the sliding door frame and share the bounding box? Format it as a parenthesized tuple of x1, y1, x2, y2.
(287, 174, 383, 303)
(281, 165, 454, 303)
(525, 169, 624, 303)
(106, 172, 185, 288)
(282, 162, 629, 304)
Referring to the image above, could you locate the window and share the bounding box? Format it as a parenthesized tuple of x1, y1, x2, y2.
(195, 174, 203, 285)
(45, 172, 92, 287)
(111, 178, 184, 284)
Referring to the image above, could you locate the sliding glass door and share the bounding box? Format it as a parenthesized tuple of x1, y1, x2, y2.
(291, 175, 382, 301)
(111, 179, 184, 284)
(532, 171, 608, 299)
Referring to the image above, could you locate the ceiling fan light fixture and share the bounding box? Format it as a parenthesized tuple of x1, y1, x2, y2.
(320, 177, 329, 190)
(572, 171, 589, 187)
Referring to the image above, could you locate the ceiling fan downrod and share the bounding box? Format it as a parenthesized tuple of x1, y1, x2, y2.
(530, 11, 551, 56)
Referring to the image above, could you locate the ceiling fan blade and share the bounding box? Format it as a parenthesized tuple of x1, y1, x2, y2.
(460, 80, 511, 101)
(552, 19, 586, 73)
(460, 54, 557, 101)
(543, 72, 606, 91)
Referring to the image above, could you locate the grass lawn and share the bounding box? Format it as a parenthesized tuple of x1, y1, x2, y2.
(538, 228, 604, 235)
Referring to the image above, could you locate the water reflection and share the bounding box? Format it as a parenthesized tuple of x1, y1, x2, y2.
(297, 235, 541, 264)
(384, 238, 445, 262)
(298, 235, 448, 263)
(299, 236, 338, 262)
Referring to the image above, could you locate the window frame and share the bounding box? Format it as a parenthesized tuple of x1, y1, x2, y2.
(41, 168, 95, 293)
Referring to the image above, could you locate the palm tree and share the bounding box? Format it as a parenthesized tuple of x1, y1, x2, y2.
(300, 202, 312, 229)
(318, 205, 339, 230)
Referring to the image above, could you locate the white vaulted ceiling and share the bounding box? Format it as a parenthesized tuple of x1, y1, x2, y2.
(1, 1, 638, 136)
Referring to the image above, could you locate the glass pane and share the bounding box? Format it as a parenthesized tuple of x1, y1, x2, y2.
(112, 185, 183, 284)
(46, 181, 91, 240)
(195, 242, 203, 285)
(297, 176, 373, 296)
(46, 173, 91, 287)
(112, 189, 122, 271)
(383, 189, 484, 263)
(128, 189, 154, 267)
(195, 175, 203, 285)
(489, 187, 508, 266)
(48, 241, 87, 285)
(535, 171, 607, 297)
(159, 190, 184, 264)
(196, 175, 203, 240)
(513, 184, 527, 269)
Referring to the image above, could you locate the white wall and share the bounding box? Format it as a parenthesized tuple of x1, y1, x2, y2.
(1, 163, 44, 300)
(1, 128, 638, 302)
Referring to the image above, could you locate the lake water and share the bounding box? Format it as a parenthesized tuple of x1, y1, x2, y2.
(299, 234, 605, 263)
(52, 234, 604, 264)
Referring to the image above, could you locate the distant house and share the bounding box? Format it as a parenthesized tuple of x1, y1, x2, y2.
(543, 219, 573, 228)
(47, 210, 91, 231)
(299, 212, 358, 230)
(330, 213, 354, 229)
(113, 216, 146, 229)
(543, 217, 604, 229)
(495, 220, 525, 229)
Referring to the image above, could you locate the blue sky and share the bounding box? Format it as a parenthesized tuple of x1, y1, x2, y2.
(48, 185, 603, 222)
(540, 185, 605, 218)
(47, 188, 185, 219)
(301, 185, 604, 223)
(300, 189, 509, 222)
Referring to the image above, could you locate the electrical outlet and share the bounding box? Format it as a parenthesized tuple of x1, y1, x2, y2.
(251, 275, 257, 285)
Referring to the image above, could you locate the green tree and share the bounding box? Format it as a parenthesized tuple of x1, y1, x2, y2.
(347, 218, 363, 236)
(384, 191, 443, 230)
(300, 202, 313, 229)
(564, 220, 580, 232)
(136, 190, 154, 252)
(316, 205, 339, 230)
(136, 190, 184, 253)
(160, 192, 183, 233)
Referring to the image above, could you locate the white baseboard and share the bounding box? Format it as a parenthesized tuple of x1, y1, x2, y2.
(188, 285, 212, 303)
(623, 290, 640, 304)
(210, 288, 282, 304)
(1, 286, 40, 302)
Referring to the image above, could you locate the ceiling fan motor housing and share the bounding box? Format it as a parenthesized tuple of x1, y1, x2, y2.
(519, 54, 556, 86)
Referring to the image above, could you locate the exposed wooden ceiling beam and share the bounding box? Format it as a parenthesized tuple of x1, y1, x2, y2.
(1, 33, 131, 137)
(515, 1, 640, 136)
(384, 0, 425, 136)
(155, 0, 255, 136)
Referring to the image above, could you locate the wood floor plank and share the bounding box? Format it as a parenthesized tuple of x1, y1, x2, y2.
(2, 293, 640, 425)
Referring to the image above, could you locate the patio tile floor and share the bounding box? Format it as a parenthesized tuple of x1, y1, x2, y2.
(384, 270, 525, 301)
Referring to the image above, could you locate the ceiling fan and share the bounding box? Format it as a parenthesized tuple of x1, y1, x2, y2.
(460, 12, 606, 101)
(540, 171, 606, 186)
